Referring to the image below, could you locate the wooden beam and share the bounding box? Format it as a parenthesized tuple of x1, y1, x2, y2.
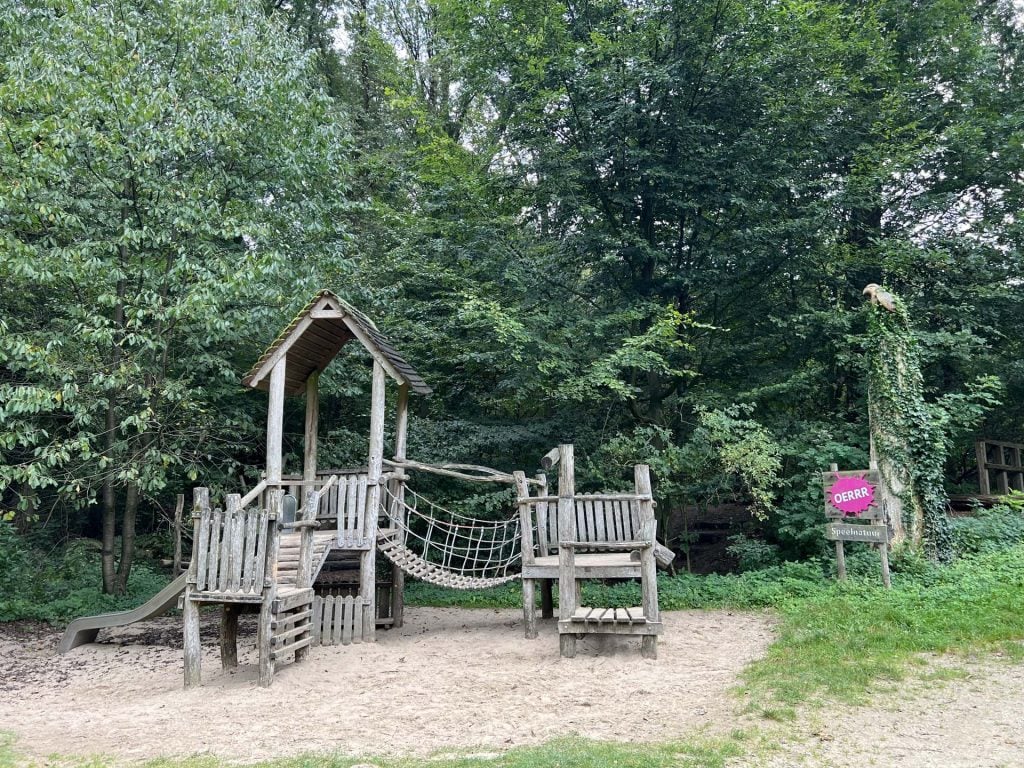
(310, 309, 346, 319)
(390, 383, 410, 629)
(557, 444, 577, 658)
(361, 361, 387, 641)
(246, 312, 317, 389)
(266, 357, 286, 483)
(303, 371, 320, 507)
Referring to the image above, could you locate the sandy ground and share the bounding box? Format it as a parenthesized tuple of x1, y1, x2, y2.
(0, 608, 774, 762)
(3, 608, 1023, 766)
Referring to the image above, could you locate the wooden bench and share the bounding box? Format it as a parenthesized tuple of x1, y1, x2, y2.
(515, 445, 667, 658)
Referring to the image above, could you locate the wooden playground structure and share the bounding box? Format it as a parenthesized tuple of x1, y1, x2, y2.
(61, 290, 672, 684)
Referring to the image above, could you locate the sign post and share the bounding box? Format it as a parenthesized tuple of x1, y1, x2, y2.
(823, 462, 891, 588)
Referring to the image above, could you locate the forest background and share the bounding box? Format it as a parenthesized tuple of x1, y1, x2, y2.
(2, 0, 1023, 601)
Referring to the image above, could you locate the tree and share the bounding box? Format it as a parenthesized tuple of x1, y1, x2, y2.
(0, 0, 350, 592)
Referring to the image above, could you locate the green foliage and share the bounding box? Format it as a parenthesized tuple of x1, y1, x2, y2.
(0, 524, 169, 624)
(950, 505, 1024, 557)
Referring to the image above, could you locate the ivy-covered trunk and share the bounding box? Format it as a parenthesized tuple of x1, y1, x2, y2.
(865, 287, 953, 560)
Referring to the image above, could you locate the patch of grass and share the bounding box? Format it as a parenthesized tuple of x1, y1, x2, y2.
(741, 546, 1024, 712)
(4, 736, 748, 768)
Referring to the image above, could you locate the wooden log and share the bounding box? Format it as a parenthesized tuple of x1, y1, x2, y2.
(266, 357, 286, 484)
(362, 360, 387, 642)
(540, 446, 560, 471)
(636, 464, 659, 660)
(391, 383, 410, 629)
(258, 490, 282, 687)
(184, 491, 204, 687)
(557, 444, 577, 659)
(303, 371, 320, 508)
(221, 603, 239, 669)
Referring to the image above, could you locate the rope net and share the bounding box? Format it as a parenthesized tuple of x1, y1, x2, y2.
(379, 484, 522, 589)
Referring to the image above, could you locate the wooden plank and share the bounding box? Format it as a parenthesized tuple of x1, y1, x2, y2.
(207, 507, 224, 592)
(173, 494, 184, 575)
(183, 585, 201, 688)
(272, 623, 311, 648)
(271, 637, 312, 661)
(274, 587, 313, 612)
(341, 596, 353, 645)
(825, 523, 890, 543)
(271, 608, 312, 630)
(557, 444, 577, 659)
(229, 496, 245, 592)
(355, 475, 367, 540)
(242, 507, 259, 593)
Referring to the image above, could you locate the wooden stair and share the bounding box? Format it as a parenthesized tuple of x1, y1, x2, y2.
(276, 530, 335, 587)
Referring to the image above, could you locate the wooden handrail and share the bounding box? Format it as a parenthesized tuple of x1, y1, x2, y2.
(239, 480, 268, 509)
(383, 458, 543, 486)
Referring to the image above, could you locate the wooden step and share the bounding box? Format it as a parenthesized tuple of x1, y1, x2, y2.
(570, 606, 647, 624)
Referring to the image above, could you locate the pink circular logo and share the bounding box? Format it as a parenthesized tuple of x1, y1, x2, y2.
(827, 475, 876, 516)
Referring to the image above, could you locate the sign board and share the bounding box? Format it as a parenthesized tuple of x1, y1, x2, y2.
(821, 470, 883, 520)
(825, 523, 890, 544)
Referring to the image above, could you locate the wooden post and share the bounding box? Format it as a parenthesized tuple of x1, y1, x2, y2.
(220, 604, 238, 670)
(830, 463, 847, 580)
(975, 441, 991, 495)
(266, 357, 287, 485)
(183, 487, 208, 688)
(390, 383, 409, 629)
(361, 361, 387, 642)
(879, 541, 891, 589)
(172, 493, 184, 574)
(635, 464, 659, 660)
(536, 473, 554, 619)
(258, 490, 282, 687)
(303, 371, 320, 507)
(515, 471, 538, 639)
(557, 444, 577, 658)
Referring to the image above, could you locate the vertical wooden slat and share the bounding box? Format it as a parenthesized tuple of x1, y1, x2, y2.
(207, 508, 223, 592)
(353, 596, 364, 644)
(535, 474, 549, 554)
(194, 496, 211, 592)
(340, 596, 353, 645)
(345, 477, 358, 541)
(227, 495, 244, 592)
(359, 475, 370, 543)
(252, 508, 269, 591)
(242, 505, 259, 593)
(602, 499, 615, 542)
(636, 464, 658, 660)
(217, 505, 233, 592)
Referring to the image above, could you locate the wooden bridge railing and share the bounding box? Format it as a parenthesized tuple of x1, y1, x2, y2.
(976, 440, 1024, 495)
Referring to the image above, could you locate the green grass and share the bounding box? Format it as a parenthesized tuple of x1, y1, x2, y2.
(1, 735, 749, 768)
(741, 546, 1024, 713)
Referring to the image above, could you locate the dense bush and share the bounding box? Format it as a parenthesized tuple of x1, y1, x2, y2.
(0, 523, 170, 624)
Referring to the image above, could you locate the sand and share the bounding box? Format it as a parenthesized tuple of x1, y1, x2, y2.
(0, 608, 774, 762)
(3, 608, 1023, 767)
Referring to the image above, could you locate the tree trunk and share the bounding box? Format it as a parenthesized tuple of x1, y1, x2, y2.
(113, 481, 140, 594)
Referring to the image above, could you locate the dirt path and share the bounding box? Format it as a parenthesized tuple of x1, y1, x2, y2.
(2, 609, 1022, 766)
(0, 608, 773, 762)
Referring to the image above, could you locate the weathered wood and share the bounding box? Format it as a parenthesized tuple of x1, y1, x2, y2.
(239, 479, 268, 510)
(361, 360, 387, 642)
(880, 542, 892, 589)
(557, 444, 577, 659)
(183, 585, 201, 688)
(220, 603, 239, 669)
(390, 383, 410, 629)
(266, 357, 287, 484)
(635, 464, 659, 662)
(227, 495, 244, 592)
(258, 490, 282, 687)
(540, 446, 560, 471)
(976, 441, 991, 495)
(242, 504, 259, 593)
(303, 371, 320, 508)
(173, 494, 184, 574)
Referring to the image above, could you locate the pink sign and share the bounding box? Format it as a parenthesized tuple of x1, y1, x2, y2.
(827, 474, 876, 517)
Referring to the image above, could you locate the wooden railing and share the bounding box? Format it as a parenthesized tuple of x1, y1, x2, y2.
(976, 440, 1024, 495)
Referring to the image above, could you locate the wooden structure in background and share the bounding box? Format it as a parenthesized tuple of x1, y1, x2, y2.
(976, 439, 1024, 496)
(515, 444, 667, 659)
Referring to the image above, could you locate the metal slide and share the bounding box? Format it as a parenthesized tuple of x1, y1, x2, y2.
(57, 572, 188, 654)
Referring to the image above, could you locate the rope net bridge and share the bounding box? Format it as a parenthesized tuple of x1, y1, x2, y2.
(376, 460, 531, 590)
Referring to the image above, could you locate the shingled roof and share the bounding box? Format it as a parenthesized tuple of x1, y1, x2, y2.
(242, 290, 431, 396)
